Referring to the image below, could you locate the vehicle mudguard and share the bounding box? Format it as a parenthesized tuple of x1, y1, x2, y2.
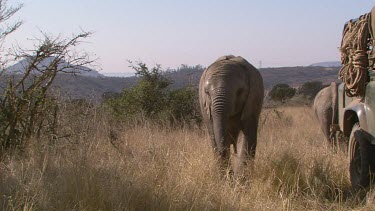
(343, 101, 375, 144)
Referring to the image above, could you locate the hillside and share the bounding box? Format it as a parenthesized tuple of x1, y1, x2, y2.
(1, 65, 342, 100)
(259, 66, 341, 89)
(51, 74, 137, 99)
(309, 61, 341, 67)
(164, 66, 341, 90)
(6, 57, 104, 78)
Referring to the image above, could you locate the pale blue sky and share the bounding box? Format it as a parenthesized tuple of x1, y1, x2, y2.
(6, 0, 375, 73)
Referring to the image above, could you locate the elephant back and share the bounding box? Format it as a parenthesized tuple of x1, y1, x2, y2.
(210, 55, 257, 73)
(206, 55, 263, 96)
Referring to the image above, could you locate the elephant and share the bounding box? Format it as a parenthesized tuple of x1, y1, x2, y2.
(312, 82, 338, 146)
(199, 55, 264, 173)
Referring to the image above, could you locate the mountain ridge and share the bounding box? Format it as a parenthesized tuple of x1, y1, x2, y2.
(309, 61, 341, 67)
(2, 59, 342, 100)
(6, 56, 104, 78)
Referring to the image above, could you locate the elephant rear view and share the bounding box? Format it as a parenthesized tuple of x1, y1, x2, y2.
(313, 82, 338, 146)
(199, 55, 264, 172)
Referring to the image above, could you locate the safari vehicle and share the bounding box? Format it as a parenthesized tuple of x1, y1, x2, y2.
(336, 7, 375, 190)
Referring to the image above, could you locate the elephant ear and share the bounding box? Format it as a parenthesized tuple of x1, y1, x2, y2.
(199, 69, 212, 120)
(240, 63, 264, 121)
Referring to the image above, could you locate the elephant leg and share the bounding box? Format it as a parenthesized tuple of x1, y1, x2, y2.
(241, 117, 258, 161)
(226, 123, 240, 154)
(225, 126, 240, 173)
(321, 109, 333, 147)
(213, 124, 238, 174)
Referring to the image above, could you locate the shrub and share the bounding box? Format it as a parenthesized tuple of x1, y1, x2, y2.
(166, 86, 201, 124)
(105, 62, 201, 126)
(268, 83, 296, 102)
(298, 81, 323, 100)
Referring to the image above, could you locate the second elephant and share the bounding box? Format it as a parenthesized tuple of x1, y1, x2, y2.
(313, 82, 339, 146)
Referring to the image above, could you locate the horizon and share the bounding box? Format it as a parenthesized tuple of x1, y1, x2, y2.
(101, 60, 342, 74)
(5, 1, 375, 73)
(100, 61, 342, 78)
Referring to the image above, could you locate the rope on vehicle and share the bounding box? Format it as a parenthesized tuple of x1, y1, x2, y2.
(339, 13, 370, 97)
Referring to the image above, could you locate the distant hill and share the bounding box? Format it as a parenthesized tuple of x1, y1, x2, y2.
(101, 72, 135, 77)
(1, 62, 342, 100)
(163, 66, 341, 90)
(49, 65, 342, 99)
(6, 56, 104, 78)
(259, 66, 340, 89)
(309, 61, 341, 67)
(51, 74, 137, 99)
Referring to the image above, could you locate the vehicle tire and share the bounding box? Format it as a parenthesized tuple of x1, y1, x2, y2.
(348, 123, 375, 190)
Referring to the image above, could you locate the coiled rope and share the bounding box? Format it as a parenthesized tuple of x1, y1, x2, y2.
(339, 13, 370, 97)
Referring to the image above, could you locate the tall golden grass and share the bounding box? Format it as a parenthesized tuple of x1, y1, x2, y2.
(1, 106, 375, 210)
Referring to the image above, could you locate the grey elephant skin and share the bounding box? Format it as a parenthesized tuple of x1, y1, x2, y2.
(313, 82, 338, 145)
(199, 55, 264, 171)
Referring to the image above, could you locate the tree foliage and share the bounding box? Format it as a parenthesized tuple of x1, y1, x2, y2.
(105, 63, 201, 125)
(298, 81, 323, 99)
(167, 87, 201, 124)
(269, 83, 296, 102)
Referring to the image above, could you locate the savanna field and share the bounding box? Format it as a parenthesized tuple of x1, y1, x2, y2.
(1, 0, 375, 210)
(2, 105, 375, 211)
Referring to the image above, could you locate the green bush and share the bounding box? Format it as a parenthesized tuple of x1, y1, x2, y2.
(298, 81, 323, 100)
(166, 87, 201, 124)
(105, 62, 169, 119)
(268, 83, 296, 102)
(105, 62, 201, 125)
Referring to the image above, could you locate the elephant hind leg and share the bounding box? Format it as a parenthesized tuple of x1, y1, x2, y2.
(241, 118, 258, 160)
(243, 134, 257, 160)
(321, 109, 333, 146)
(234, 121, 257, 178)
(226, 126, 240, 154)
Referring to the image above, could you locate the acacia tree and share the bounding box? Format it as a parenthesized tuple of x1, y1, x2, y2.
(109, 61, 171, 118)
(130, 61, 171, 116)
(0, 1, 95, 149)
(0, 0, 23, 77)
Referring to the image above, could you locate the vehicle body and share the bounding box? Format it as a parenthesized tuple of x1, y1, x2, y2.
(337, 80, 375, 190)
(335, 7, 375, 190)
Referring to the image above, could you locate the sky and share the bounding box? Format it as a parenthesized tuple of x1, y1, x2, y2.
(5, 0, 375, 73)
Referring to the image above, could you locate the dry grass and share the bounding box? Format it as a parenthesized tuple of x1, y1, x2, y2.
(1, 106, 375, 210)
